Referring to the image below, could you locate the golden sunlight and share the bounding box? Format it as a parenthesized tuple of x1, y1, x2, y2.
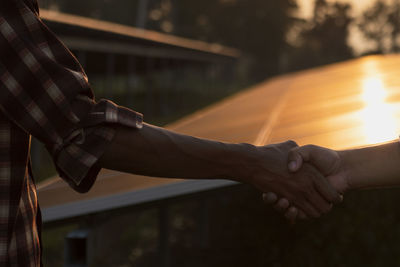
(361, 77, 386, 104)
(359, 68, 398, 144)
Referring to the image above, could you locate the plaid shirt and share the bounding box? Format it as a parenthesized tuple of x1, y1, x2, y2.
(0, 0, 143, 265)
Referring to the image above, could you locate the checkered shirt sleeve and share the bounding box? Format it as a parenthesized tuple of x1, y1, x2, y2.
(0, 0, 143, 192)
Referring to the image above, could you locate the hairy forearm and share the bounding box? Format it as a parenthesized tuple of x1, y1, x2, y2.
(98, 123, 257, 182)
(339, 140, 400, 190)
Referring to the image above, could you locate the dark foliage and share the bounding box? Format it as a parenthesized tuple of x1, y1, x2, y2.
(170, 0, 299, 81)
(287, 0, 354, 71)
(358, 0, 400, 54)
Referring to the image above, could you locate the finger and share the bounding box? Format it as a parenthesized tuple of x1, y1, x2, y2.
(303, 163, 342, 205)
(314, 174, 342, 204)
(307, 192, 333, 215)
(262, 192, 278, 204)
(285, 206, 299, 223)
(293, 164, 332, 215)
(288, 147, 304, 172)
(297, 199, 321, 218)
(296, 164, 339, 214)
(295, 145, 340, 177)
(274, 198, 290, 212)
(289, 145, 324, 173)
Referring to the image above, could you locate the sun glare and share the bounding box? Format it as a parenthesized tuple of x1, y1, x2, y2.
(362, 77, 386, 104)
(359, 65, 397, 144)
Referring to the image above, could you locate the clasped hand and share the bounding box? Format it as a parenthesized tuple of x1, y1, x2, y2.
(253, 142, 348, 222)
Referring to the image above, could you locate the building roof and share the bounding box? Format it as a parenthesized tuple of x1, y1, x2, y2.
(40, 10, 240, 61)
(39, 55, 400, 222)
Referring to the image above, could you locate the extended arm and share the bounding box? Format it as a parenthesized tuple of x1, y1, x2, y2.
(98, 123, 341, 218)
(288, 140, 400, 192)
(339, 141, 400, 190)
(98, 123, 254, 181)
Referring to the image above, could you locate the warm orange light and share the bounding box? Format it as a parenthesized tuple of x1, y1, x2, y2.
(362, 77, 386, 104)
(360, 74, 397, 144)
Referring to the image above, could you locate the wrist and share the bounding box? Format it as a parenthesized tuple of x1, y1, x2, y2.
(225, 143, 262, 183)
(338, 141, 400, 190)
(337, 149, 356, 191)
(229, 141, 297, 184)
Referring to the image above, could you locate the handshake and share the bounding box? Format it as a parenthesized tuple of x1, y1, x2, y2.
(102, 123, 399, 222)
(248, 139, 394, 223)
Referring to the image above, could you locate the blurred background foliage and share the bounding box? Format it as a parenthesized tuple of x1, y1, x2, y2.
(40, 0, 400, 79)
(358, 0, 400, 54)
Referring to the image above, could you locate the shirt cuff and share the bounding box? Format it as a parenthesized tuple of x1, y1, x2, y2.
(52, 99, 143, 193)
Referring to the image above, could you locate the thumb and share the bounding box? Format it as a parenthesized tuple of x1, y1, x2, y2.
(287, 147, 304, 172)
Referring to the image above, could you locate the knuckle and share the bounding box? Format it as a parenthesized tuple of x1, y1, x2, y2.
(303, 144, 317, 152)
(280, 198, 289, 206)
(307, 144, 318, 150)
(263, 192, 278, 204)
(335, 194, 343, 203)
(286, 140, 298, 148)
(303, 144, 313, 150)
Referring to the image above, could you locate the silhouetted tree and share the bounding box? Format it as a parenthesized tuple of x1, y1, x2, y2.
(288, 0, 353, 70)
(358, 0, 392, 53)
(357, 0, 400, 54)
(45, 0, 299, 81)
(388, 0, 400, 52)
(51, 0, 140, 26)
(172, 0, 299, 80)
